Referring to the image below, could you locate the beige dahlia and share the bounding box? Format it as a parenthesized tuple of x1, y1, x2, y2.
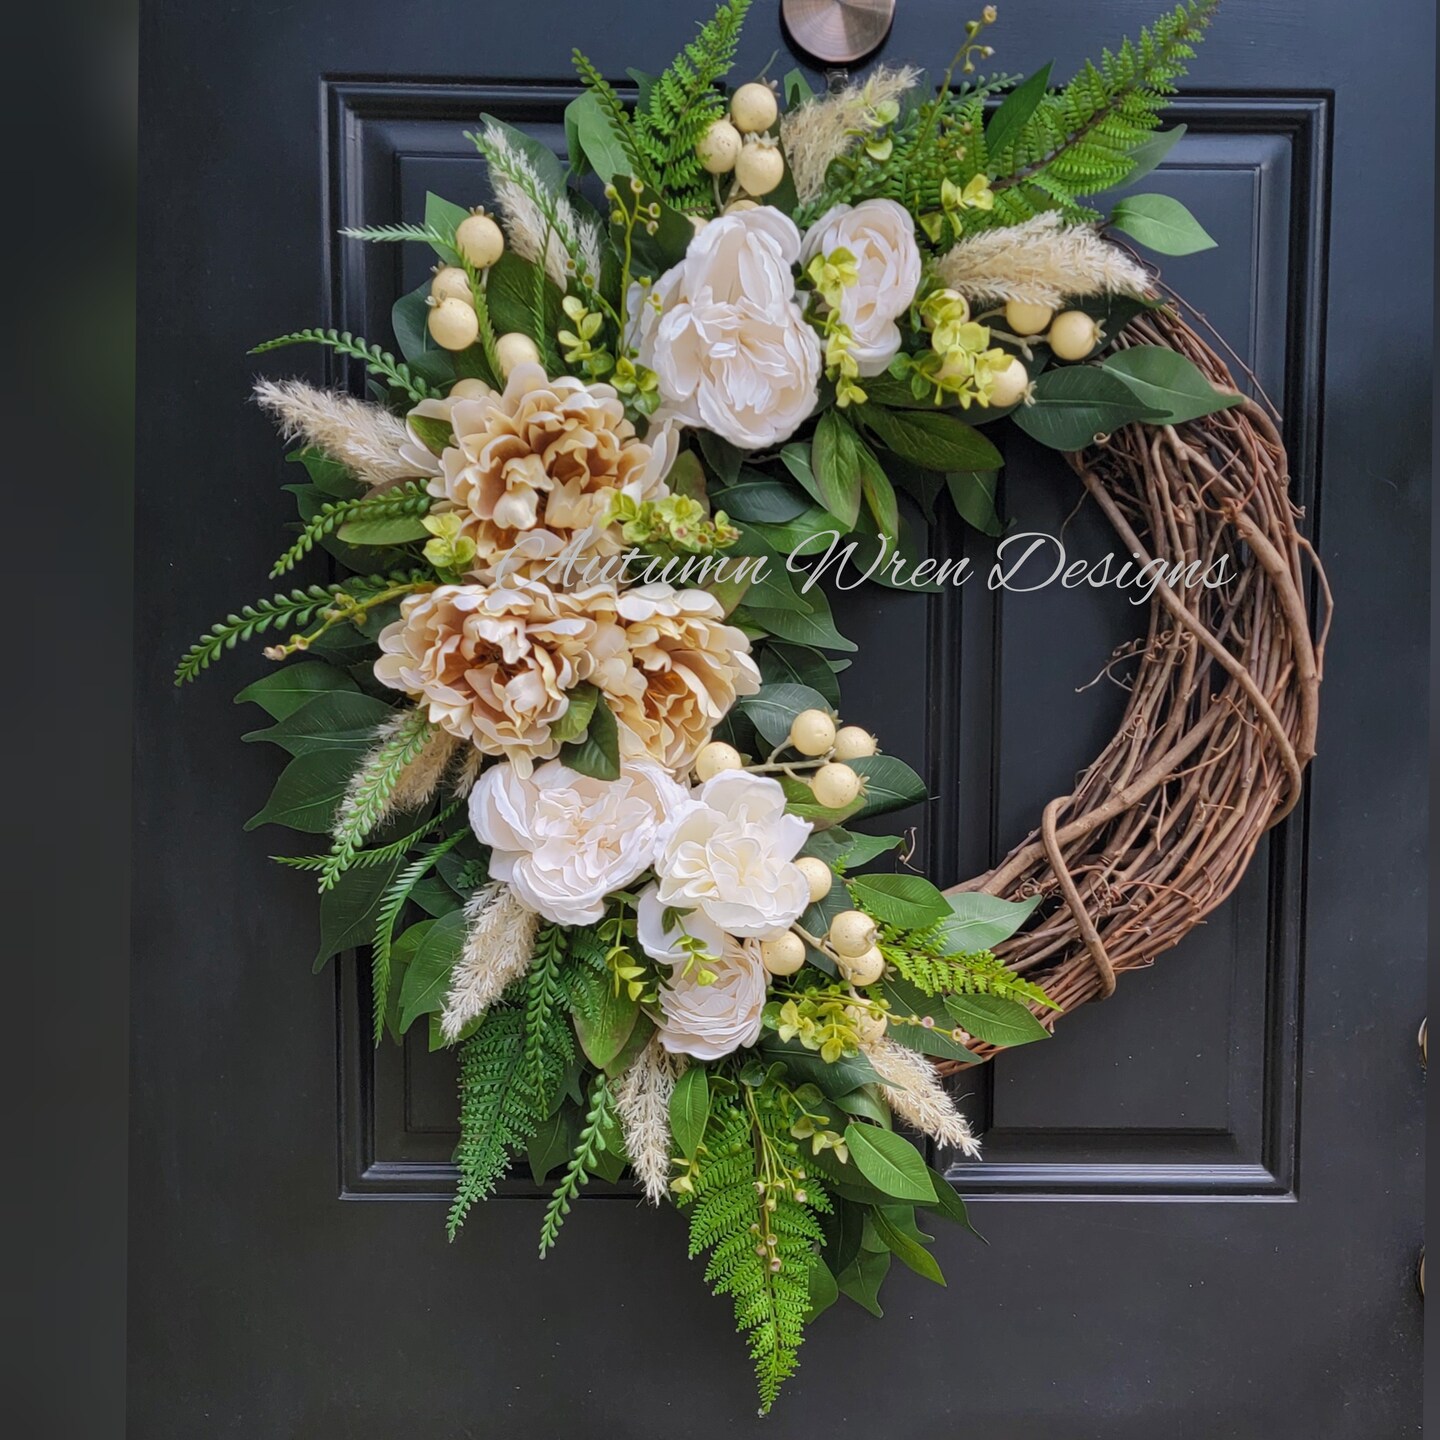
(428, 364, 673, 581)
(374, 579, 615, 774)
(587, 583, 761, 772)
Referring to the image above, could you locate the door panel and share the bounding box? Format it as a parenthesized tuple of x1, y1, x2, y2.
(133, 2, 1429, 1434)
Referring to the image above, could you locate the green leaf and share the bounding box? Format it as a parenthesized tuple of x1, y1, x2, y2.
(985, 63, 1053, 160)
(782, 67, 816, 107)
(855, 441, 898, 541)
(243, 691, 394, 756)
(945, 471, 1004, 537)
(759, 1035, 880, 1098)
(549, 682, 600, 745)
(835, 1242, 890, 1317)
(699, 431, 743, 486)
(843, 1124, 937, 1203)
(804, 1255, 840, 1321)
(407, 413, 453, 457)
(571, 968, 640, 1069)
(397, 906, 469, 1032)
(336, 514, 432, 545)
(920, 1167, 982, 1237)
(758, 642, 842, 707)
(847, 754, 927, 819)
(810, 412, 865, 529)
(1109, 192, 1217, 255)
(312, 855, 405, 972)
(235, 662, 357, 720)
(563, 89, 630, 181)
(848, 873, 951, 929)
(739, 601, 857, 654)
(1100, 345, 1243, 424)
(712, 473, 813, 524)
(669, 1066, 710, 1159)
(856, 405, 1002, 473)
(1011, 365, 1162, 451)
(244, 749, 357, 833)
(527, 1105, 580, 1183)
(803, 827, 903, 869)
(739, 683, 832, 748)
(560, 696, 620, 780)
(870, 1205, 946, 1285)
(938, 892, 1041, 952)
(1115, 123, 1187, 188)
(944, 991, 1051, 1047)
(423, 191, 469, 264)
(874, 976, 980, 1062)
(486, 249, 566, 348)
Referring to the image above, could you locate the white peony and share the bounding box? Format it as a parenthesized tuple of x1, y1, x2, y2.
(468, 757, 686, 926)
(651, 771, 811, 938)
(637, 885, 768, 1060)
(799, 199, 922, 376)
(633, 208, 822, 450)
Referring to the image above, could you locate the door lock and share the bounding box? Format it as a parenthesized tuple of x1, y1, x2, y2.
(782, 0, 897, 66)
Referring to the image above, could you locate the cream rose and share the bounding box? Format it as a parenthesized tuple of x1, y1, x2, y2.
(652, 771, 811, 938)
(633, 209, 821, 450)
(799, 199, 922, 376)
(637, 885, 767, 1060)
(468, 758, 686, 926)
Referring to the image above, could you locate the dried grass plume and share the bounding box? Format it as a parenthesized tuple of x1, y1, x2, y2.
(780, 66, 921, 207)
(253, 378, 427, 489)
(933, 212, 1152, 309)
(864, 1037, 981, 1157)
(615, 1034, 686, 1205)
(440, 883, 541, 1041)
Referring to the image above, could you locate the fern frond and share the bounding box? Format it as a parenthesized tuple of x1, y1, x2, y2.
(538, 1071, 615, 1257)
(270, 480, 432, 578)
(448, 1003, 571, 1236)
(680, 1090, 829, 1413)
(272, 799, 463, 872)
(633, 0, 753, 212)
(250, 328, 437, 403)
(370, 829, 468, 1044)
(571, 49, 655, 186)
(523, 926, 569, 1090)
(319, 709, 434, 892)
(173, 574, 411, 684)
(339, 222, 449, 246)
(878, 922, 1057, 1010)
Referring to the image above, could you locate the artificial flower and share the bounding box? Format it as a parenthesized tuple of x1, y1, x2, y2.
(800, 199, 922, 376)
(637, 885, 768, 1059)
(651, 770, 811, 937)
(468, 757, 685, 926)
(633, 209, 822, 450)
(586, 583, 762, 772)
(374, 579, 604, 773)
(427, 364, 673, 582)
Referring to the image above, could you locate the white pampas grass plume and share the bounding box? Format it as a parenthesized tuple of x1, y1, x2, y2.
(388, 729, 462, 814)
(440, 883, 541, 1042)
(933, 212, 1152, 309)
(479, 119, 602, 289)
(864, 1038, 982, 1158)
(614, 1035, 686, 1206)
(450, 745, 486, 799)
(780, 66, 921, 206)
(253, 378, 427, 488)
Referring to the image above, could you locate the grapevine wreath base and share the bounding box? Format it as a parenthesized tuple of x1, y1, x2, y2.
(179, 0, 1331, 1413)
(941, 305, 1329, 1068)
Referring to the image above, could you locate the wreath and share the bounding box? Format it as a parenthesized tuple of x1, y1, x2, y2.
(178, 0, 1326, 1412)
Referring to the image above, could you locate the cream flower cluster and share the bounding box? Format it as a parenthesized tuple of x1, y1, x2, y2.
(636, 199, 922, 450)
(407, 363, 677, 583)
(374, 577, 759, 775)
(469, 765, 813, 1060)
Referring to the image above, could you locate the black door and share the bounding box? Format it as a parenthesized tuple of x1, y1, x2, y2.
(133, 1, 1430, 1433)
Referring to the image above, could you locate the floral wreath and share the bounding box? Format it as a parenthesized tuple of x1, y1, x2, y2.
(178, 0, 1326, 1413)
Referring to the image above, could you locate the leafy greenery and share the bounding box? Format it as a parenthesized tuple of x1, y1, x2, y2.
(249, 328, 438, 402)
(538, 1071, 616, 1256)
(632, 0, 752, 213)
(269, 481, 432, 578)
(680, 1085, 830, 1413)
(449, 1001, 574, 1237)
